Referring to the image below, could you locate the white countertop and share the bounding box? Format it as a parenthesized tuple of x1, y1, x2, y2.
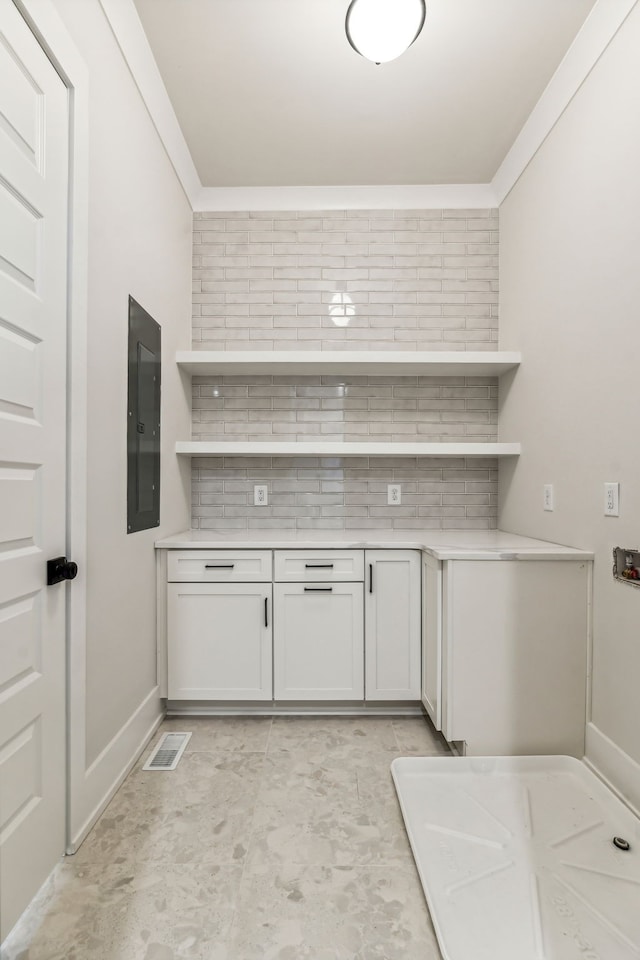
(156, 529, 593, 561)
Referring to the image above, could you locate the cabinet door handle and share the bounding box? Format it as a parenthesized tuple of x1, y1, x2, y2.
(264, 596, 269, 627)
(304, 587, 333, 592)
(205, 564, 235, 569)
(369, 563, 373, 593)
(304, 563, 334, 569)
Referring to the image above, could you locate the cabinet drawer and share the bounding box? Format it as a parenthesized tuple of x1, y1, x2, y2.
(274, 550, 364, 582)
(167, 550, 272, 583)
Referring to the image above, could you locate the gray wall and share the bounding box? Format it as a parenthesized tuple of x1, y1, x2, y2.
(53, 0, 192, 768)
(499, 5, 640, 771)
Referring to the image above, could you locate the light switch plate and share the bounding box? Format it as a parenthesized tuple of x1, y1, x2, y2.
(543, 484, 554, 512)
(604, 482, 619, 517)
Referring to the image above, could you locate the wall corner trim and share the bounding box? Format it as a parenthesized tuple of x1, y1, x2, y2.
(492, 0, 640, 204)
(98, 0, 202, 207)
(584, 721, 640, 819)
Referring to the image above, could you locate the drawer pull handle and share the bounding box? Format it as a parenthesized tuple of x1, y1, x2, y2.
(265, 596, 269, 628)
(205, 564, 235, 569)
(369, 563, 373, 593)
(304, 563, 334, 569)
(304, 587, 333, 592)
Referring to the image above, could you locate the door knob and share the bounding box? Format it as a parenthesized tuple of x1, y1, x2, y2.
(47, 557, 78, 586)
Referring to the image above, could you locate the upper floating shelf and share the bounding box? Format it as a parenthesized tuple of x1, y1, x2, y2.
(176, 350, 521, 378)
(177, 442, 521, 459)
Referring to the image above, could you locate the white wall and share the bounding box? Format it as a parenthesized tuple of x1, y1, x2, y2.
(50, 0, 192, 839)
(499, 4, 640, 796)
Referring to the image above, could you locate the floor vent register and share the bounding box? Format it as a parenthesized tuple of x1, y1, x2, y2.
(142, 731, 192, 771)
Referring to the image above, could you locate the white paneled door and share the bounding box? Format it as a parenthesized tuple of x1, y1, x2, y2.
(0, 0, 69, 940)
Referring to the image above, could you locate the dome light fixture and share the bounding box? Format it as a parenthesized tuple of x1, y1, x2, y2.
(345, 0, 426, 65)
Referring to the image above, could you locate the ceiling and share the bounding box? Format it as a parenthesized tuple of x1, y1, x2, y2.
(133, 0, 596, 188)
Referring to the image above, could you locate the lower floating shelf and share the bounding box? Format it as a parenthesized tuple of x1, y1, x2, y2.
(176, 441, 521, 458)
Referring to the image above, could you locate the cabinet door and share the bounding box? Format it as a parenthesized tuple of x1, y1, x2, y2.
(365, 550, 421, 701)
(421, 553, 442, 727)
(274, 583, 364, 700)
(168, 583, 272, 700)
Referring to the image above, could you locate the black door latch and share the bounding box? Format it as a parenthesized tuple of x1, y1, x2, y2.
(47, 557, 79, 586)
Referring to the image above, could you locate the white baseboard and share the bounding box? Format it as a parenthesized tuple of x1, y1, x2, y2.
(67, 687, 164, 854)
(584, 721, 640, 818)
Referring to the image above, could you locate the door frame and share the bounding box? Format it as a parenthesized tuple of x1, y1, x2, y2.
(12, 0, 89, 855)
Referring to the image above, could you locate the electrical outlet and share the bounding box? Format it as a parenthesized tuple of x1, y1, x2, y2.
(543, 484, 554, 512)
(253, 484, 268, 506)
(604, 482, 619, 517)
(387, 484, 401, 506)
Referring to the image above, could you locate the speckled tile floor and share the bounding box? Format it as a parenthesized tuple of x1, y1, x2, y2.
(3, 715, 450, 960)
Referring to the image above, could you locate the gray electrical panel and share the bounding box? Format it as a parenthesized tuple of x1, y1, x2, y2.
(127, 296, 161, 533)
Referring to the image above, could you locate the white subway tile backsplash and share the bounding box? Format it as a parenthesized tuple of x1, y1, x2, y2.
(189, 373, 499, 529)
(191, 455, 497, 531)
(193, 208, 498, 351)
(191, 208, 501, 530)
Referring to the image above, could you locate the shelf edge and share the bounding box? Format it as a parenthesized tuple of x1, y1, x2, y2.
(177, 441, 521, 458)
(176, 350, 522, 378)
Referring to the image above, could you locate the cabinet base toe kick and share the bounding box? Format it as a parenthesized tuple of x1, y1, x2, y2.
(164, 700, 426, 717)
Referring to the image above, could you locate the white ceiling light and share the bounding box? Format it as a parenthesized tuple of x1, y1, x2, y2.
(345, 0, 426, 64)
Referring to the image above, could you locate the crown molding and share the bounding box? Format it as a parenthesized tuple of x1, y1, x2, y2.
(193, 183, 498, 212)
(97, 0, 639, 212)
(492, 0, 639, 203)
(98, 0, 201, 207)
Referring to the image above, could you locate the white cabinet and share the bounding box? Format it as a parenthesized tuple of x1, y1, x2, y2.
(438, 559, 590, 757)
(167, 582, 272, 700)
(162, 543, 589, 734)
(421, 552, 442, 727)
(162, 546, 422, 704)
(365, 550, 421, 701)
(273, 582, 364, 700)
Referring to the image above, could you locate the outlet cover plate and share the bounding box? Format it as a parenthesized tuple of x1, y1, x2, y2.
(388, 484, 402, 506)
(604, 482, 619, 517)
(254, 484, 268, 506)
(543, 484, 554, 512)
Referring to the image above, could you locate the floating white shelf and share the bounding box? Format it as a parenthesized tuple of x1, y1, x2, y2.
(176, 350, 521, 378)
(177, 442, 521, 459)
